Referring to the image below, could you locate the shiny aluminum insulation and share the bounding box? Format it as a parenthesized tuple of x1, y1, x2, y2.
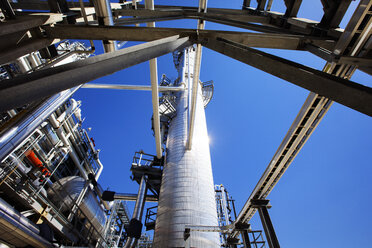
(153, 47, 220, 247)
(47, 176, 106, 236)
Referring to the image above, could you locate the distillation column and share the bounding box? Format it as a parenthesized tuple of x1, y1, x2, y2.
(153, 47, 220, 247)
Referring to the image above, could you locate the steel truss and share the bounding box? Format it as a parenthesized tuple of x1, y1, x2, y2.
(0, 0, 371, 245)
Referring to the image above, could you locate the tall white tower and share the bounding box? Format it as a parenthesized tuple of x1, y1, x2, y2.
(153, 47, 220, 247)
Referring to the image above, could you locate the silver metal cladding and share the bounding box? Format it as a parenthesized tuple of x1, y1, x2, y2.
(153, 47, 220, 247)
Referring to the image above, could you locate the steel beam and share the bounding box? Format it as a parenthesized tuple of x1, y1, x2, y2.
(204, 37, 372, 116)
(0, 0, 15, 19)
(0, 35, 191, 112)
(257, 0, 267, 11)
(231, 0, 372, 238)
(256, 207, 280, 248)
(116, 9, 268, 24)
(82, 83, 184, 91)
(242, 230, 251, 248)
(198, 14, 293, 34)
(0, 38, 56, 65)
(44, 25, 335, 51)
(284, 0, 302, 17)
(0, 13, 63, 36)
(117, 5, 344, 37)
(114, 15, 184, 25)
(10, 0, 128, 10)
(319, 0, 352, 28)
(243, 0, 251, 8)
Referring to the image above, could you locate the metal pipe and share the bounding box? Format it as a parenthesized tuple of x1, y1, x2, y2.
(114, 192, 157, 202)
(93, 0, 117, 52)
(82, 83, 184, 91)
(132, 176, 147, 222)
(16, 56, 32, 73)
(81, 129, 104, 181)
(124, 175, 148, 248)
(0, 198, 51, 248)
(186, 0, 207, 150)
(49, 114, 88, 180)
(94, 155, 104, 180)
(145, 0, 162, 159)
(0, 88, 80, 162)
(8, 154, 31, 174)
(93, 184, 111, 211)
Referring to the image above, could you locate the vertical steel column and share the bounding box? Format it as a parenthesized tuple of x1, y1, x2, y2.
(257, 207, 280, 248)
(153, 47, 220, 247)
(242, 230, 251, 248)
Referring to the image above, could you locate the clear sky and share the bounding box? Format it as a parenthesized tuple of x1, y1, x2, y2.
(74, 1, 372, 247)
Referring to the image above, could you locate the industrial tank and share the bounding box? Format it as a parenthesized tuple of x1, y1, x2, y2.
(47, 176, 107, 235)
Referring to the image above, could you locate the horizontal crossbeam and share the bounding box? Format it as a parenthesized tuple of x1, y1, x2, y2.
(204, 37, 372, 116)
(44, 25, 335, 50)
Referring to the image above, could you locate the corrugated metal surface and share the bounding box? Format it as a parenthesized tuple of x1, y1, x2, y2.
(153, 47, 220, 247)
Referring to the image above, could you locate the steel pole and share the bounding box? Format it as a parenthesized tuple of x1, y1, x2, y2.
(257, 207, 280, 248)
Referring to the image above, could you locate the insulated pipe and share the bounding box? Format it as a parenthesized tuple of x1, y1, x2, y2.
(145, 0, 162, 159)
(82, 83, 184, 92)
(101, 191, 158, 202)
(124, 175, 148, 248)
(93, 0, 117, 52)
(82, 129, 103, 181)
(93, 184, 111, 211)
(8, 154, 31, 174)
(0, 198, 52, 248)
(94, 155, 104, 181)
(28, 53, 41, 68)
(49, 114, 88, 180)
(186, 0, 207, 150)
(131, 176, 147, 220)
(16, 56, 32, 73)
(115, 192, 157, 202)
(55, 99, 79, 126)
(0, 88, 79, 162)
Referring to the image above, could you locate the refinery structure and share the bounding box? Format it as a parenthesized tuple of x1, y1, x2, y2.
(0, 0, 371, 248)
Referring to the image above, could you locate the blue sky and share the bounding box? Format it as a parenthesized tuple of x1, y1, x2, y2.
(74, 1, 372, 247)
